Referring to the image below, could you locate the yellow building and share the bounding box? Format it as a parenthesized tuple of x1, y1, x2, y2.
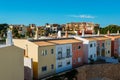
(13, 39, 56, 79)
(95, 36, 111, 57)
(0, 45, 24, 80)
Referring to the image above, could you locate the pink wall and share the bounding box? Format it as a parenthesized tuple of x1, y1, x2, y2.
(72, 42, 83, 68)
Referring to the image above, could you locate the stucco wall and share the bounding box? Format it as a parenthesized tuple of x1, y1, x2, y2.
(0, 46, 24, 80)
(105, 39, 111, 57)
(72, 42, 83, 68)
(38, 45, 56, 79)
(56, 44, 72, 73)
(13, 39, 38, 79)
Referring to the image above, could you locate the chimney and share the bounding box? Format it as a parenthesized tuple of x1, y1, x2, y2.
(92, 29, 95, 35)
(117, 30, 119, 35)
(107, 30, 110, 35)
(34, 27, 38, 39)
(97, 30, 100, 36)
(58, 30, 61, 38)
(82, 29, 85, 37)
(65, 31, 68, 38)
(74, 31, 78, 36)
(6, 28, 13, 46)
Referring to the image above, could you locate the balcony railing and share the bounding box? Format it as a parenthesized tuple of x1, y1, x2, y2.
(57, 57, 65, 60)
(66, 55, 72, 58)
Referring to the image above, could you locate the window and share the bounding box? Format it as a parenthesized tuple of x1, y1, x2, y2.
(66, 60, 70, 65)
(58, 51, 62, 59)
(66, 48, 70, 57)
(78, 45, 81, 49)
(58, 62, 62, 68)
(51, 64, 54, 69)
(51, 49, 54, 54)
(108, 50, 110, 54)
(90, 55, 93, 58)
(94, 43, 96, 47)
(102, 43, 105, 48)
(41, 50, 47, 56)
(90, 44, 92, 48)
(78, 57, 81, 62)
(94, 54, 96, 57)
(58, 48, 62, 59)
(42, 66, 47, 72)
(45, 50, 47, 55)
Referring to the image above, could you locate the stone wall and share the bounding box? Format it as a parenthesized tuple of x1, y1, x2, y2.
(76, 64, 120, 80)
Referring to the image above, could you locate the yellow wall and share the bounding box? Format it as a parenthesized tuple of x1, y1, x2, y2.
(38, 46, 56, 79)
(105, 39, 111, 57)
(0, 46, 24, 80)
(13, 39, 38, 79)
(13, 39, 56, 79)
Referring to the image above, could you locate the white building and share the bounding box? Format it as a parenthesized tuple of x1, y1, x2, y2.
(74, 36, 97, 63)
(56, 44, 72, 73)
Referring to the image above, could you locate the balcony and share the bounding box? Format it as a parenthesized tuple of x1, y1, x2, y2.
(66, 55, 72, 58)
(57, 57, 65, 60)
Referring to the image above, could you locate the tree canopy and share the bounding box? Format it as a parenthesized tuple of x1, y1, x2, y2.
(94, 24, 120, 34)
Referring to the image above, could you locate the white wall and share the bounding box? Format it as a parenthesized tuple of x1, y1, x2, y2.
(24, 57, 33, 80)
(56, 44, 72, 73)
(88, 41, 97, 62)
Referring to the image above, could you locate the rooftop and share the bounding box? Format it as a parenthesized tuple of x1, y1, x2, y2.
(33, 38, 82, 46)
(105, 35, 120, 38)
(82, 36, 111, 41)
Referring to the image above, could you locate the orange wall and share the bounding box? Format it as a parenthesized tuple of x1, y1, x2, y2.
(72, 42, 83, 68)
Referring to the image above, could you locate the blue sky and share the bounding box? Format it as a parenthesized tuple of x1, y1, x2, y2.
(0, 0, 120, 27)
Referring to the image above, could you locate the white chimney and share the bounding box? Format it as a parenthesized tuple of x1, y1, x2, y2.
(107, 30, 110, 35)
(74, 31, 78, 36)
(6, 29, 13, 46)
(82, 29, 85, 37)
(65, 31, 68, 38)
(117, 30, 119, 35)
(97, 30, 100, 36)
(58, 31, 61, 38)
(34, 27, 38, 39)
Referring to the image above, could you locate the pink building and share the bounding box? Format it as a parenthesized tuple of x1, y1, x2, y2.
(105, 35, 120, 56)
(72, 41, 83, 68)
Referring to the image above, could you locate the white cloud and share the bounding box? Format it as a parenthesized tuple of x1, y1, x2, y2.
(69, 14, 96, 19)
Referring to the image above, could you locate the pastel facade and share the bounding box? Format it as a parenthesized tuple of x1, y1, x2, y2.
(95, 37, 111, 57)
(65, 22, 99, 34)
(0, 46, 24, 80)
(13, 38, 83, 79)
(105, 35, 120, 56)
(56, 44, 72, 73)
(47, 39, 81, 73)
(74, 36, 97, 63)
(72, 41, 83, 68)
(13, 39, 56, 79)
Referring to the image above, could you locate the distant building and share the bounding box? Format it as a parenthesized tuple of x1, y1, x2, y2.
(45, 23, 61, 33)
(65, 22, 99, 34)
(9, 24, 27, 36)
